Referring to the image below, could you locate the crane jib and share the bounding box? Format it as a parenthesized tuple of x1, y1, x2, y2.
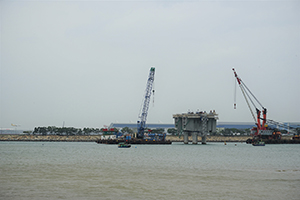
(232, 68, 295, 138)
(232, 68, 241, 85)
(137, 67, 155, 139)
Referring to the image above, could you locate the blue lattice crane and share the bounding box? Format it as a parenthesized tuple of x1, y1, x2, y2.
(137, 67, 155, 139)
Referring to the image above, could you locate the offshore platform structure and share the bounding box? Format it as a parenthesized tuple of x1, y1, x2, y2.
(232, 68, 293, 141)
(173, 110, 218, 144)
(137, 67, 155, 139)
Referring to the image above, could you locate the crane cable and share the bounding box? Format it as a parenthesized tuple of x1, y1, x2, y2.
(241, 81, 259, 111)
(234, 78, 237, 109)
(241, 79, 264, 109)
(152, 82, 155, 107)
(239, 82, 257, 123)
(232, 68, 257, 123)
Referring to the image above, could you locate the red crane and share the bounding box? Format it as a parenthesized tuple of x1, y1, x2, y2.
(232, 68, 281, 140)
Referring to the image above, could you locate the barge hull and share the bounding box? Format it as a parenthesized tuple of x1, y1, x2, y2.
(246, 138, 300, 144)
(96, 139, 172, 145)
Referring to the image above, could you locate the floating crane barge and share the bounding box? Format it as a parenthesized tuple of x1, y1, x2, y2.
(96, 67, 172, 145)
(233, 68, 299, 144)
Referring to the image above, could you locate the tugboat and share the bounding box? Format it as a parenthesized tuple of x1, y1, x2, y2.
(118, 142, 131, 148)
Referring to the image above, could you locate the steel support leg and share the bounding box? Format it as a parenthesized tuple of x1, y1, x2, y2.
(192, 132, 198, 144)
(184, 132, 188, 144)
(202, 134, 207, 144)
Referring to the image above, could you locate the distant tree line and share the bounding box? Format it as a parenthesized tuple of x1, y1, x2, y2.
(167, 128, 177, 135)
(220, 128, 251, 136)
(32, 126, 173, 136)
(32, 126, 112, 136)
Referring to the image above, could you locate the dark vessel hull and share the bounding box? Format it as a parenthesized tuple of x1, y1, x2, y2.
(96, 138, 172, 145)
(246, 138, 300, 144)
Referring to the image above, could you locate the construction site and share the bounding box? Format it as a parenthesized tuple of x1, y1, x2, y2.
(95, 67, 299, 145)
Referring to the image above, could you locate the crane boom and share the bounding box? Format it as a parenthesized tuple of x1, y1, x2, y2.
(232, 68, 257, 123)
(232, 68, 300, 142)
(232, 68, 282, 140)
(232, 68, 267, 130)
(137, 67, 155, 138)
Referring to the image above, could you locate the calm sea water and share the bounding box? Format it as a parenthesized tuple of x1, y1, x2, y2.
(0, 141, 299, 200)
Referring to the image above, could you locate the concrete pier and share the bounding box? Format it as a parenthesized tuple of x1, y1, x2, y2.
(202, 135, 207, 144)
(192, 132, 198, 144)
(173, 110, 218, 145)
(184, 132, 189, 144)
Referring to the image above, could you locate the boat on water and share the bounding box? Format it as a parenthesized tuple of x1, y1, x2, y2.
(252, 141, 265, 146)
(118, 143, 131, 148)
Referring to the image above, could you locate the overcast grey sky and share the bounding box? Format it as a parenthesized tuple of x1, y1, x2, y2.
(1, 0, 299, 130)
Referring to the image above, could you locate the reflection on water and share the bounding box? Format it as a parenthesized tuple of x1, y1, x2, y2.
(1, 142, 299, 199)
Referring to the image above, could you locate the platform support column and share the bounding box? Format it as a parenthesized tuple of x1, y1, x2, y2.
(184, 132, 188, 144)
(202, 134, 207, 144)
(192, 132, 198, 144)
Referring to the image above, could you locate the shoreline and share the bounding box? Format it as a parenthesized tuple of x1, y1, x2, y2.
(0, 134, 293, 143)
